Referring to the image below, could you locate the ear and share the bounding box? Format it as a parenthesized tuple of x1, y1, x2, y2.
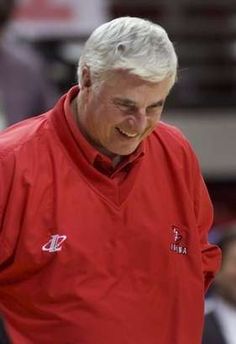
(81, 66, 92, 89)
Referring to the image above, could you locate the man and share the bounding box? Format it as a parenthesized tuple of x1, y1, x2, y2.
(203, 227, 236, 344)
(0, 17, 221, 343)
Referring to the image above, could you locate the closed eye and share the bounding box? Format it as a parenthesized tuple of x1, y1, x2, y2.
(117, 104, 137, 114)
(148, 101, 164, 109)
(113, 99, 137, 114)
(112, 97, 165, 115)
(146, 101, 164, 114)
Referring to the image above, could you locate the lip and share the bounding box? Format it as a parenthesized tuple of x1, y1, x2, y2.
(116, 127, 139, 138)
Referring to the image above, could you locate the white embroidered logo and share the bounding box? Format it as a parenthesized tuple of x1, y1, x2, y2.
(42, 234, 67, 252)
(170, 226, 188, 255)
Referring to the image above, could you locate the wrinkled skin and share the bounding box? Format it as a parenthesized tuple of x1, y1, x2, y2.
(74, 68, 173, 159)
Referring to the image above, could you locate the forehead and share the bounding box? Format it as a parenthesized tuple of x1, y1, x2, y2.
(100, 70, 173, 102)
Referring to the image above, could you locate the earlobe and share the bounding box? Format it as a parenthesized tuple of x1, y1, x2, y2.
(82, 66, 92, 89)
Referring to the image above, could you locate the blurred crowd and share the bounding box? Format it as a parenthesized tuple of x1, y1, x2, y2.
(0, 0, 58, 129)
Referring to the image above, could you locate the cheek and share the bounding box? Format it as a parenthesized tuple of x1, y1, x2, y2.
(106, 109, 124, 128)
(99, 111, 122, 139)
(89, 104, 112, 128)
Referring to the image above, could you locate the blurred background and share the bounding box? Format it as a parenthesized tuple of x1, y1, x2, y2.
(0, 0, 235, 240)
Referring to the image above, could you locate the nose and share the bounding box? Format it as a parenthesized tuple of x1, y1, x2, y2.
(128, 109, 147, 133)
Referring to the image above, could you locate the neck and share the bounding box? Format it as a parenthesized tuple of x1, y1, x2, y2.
(112, 155, 122, 167)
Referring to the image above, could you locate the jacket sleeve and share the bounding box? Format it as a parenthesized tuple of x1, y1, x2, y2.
(191, 150, 221, 292)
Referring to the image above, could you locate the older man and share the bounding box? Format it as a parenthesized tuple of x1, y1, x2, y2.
(0, 17, 220, 343)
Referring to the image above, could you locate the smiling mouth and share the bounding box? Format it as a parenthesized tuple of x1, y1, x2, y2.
(116, 127, 139, 138)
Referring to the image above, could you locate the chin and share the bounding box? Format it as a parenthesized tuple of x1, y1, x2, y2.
(103, 141, 141, 157)
(113, 146, 138, 156)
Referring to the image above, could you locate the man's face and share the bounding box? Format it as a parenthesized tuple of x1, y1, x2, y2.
(77, 70, 172, 157)
(216, 241, 236, 306)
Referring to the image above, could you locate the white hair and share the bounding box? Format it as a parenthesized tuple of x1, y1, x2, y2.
(78, 17, 178, 87)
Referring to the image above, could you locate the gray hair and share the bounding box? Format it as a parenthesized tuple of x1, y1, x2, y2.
(78, 17, 178, 87)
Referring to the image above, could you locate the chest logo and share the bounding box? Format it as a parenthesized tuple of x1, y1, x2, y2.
(170, 226, 188, 255)
(42, 234, 67, 252)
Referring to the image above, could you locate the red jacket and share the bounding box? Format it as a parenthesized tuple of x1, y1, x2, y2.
(0, 87, 221, 344)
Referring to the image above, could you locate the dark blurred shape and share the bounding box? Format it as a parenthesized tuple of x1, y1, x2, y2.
(0, 0, 15, 28)
(0, 317, 10, 344)
(202, 226, 236, 344)
(207, 180, 236, 244)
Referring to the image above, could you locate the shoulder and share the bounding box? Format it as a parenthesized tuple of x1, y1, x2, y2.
(0, 113, 51, 162)
(153, 121, 191, 148)
(146, 121, 205, 190)
(148, 121, 197, 163)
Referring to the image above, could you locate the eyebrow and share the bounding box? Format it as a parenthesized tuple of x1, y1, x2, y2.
(147, 100, 164, 107)
(112, 98, 136, 106)
(112, 97, 164, 107)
